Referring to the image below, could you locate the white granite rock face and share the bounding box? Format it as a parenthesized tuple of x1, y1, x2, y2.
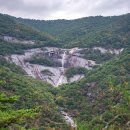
(93, 47, 123, 54)
(5, 47, 123, 86)
(3, 36, 35, 45)
(61, 111, 77, 129)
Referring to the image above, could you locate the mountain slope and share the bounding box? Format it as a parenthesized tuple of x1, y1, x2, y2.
(0, 13, 58, 47)
(0, 12, 130, 130)
(56, 48, 130, 129)
(0, 58, 69, 130)
(15, 13, 130, 48)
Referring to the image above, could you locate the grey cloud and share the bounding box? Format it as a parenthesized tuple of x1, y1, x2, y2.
(93, 0, 130, 12)
(67, 0, 130, 17)
(0, 0, 129, 20)
(0, 0, 63, 13)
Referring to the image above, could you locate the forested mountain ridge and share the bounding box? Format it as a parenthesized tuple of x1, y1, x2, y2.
(15, 13, 130, 48)
(0, 13, 58, 47)
(0, 12, 130, 130)
(0, 13, 62, 56)
(1, 13, 130, 49)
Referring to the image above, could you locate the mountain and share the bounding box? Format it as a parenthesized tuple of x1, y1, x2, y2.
(0, 12, 130, 130)
(56, 48, 130, 129)
(0, 13, 59, 55)
(15, 13, 130, 48)
(1, 13, 130, 49)
(0, 13, 57, 41)
(0, 57, 69, 130)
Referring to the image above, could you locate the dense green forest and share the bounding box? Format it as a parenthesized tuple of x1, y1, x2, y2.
(0, 13, 130, 130)
(80, 49, 115, 64)
(25, 56, 55, 67)
(0, 13, 63, 55)
(0, 39, 45, 55)
(0, 58, 69, 130)
(56, 48, 130, 129)
(15, 13, 130, 48)
(1, 13, 130, 49)
(0, 13, 60, 47)
(65, 67, 87, 79)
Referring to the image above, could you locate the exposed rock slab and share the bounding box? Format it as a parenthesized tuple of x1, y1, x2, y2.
(5, 47, 123, 86)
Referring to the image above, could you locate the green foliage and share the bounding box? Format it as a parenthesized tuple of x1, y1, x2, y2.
(0, 40, 35, 55)
(0, 92, 39, 129)
(81, 49, 115, 64)
(26, 56, 54, 66)
(0, 93, 19, 103)
(57, 48, 130, 130)
(0, 57, 25, 74)
(0, 12, 130, 130)
(0, 63, 68, 129)
(65, 67, 87, 79)
(16, 13, 130, 48)
(0, 13, 58, 48)
(77, 82, 130, 130)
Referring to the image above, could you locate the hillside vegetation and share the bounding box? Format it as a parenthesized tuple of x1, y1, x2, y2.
(15, 13, 130, 48)
(0, 13, 59, 47)
(0, 59, 69, 130)
(0, 12, 130, 130)
(56, 48, 130, 129)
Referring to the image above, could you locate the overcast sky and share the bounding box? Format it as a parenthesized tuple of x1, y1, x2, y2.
(0, 0, 130, 20)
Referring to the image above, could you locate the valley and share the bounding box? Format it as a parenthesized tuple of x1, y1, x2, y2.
(4, 45, 124, 129)
(0, 12, 129, 130)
